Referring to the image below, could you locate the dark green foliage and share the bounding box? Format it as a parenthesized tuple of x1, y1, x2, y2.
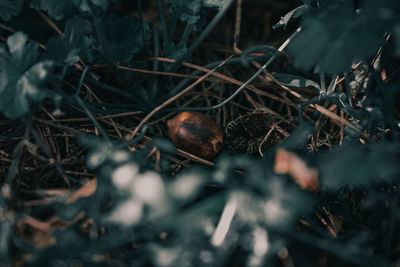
(72, 0, 115, 13)
(166, 0, 205, 24)
(0, 32, 52, 119)
(30, 0, 75, 20)
(102, 16, 150, 63)
(288, 0, 400, 74)
(44, 18, 93, 66)
(319, 143, 400, 189)
(164, 41, 188, 60)
(0, 216, 13, 265)
(0, 0, 400, 266)
(0, 0, 23, 21)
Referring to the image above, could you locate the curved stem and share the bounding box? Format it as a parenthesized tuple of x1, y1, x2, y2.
(74, 95, 110, 141)
(169, 0, 235, 72)
(6, 128, 28, 185)
(75, 66, 89, 96)
(168, 55, 269, 97)
(151, 24, 161, 97)
(157, 0, 169, 43)
(137, 0, 152, 56)
(239, 45, 278, 67)
(179, 22, 193, 45)
(174, 27, 302, 112)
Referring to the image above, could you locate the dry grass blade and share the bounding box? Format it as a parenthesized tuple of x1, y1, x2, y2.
(128, 55, 235, 140)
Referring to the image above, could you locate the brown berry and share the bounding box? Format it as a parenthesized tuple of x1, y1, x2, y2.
(166, 111, 223, 160)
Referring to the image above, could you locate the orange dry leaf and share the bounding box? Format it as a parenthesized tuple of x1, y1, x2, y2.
(15, 213, 87, 248)
(15, 179, 97, 249)
(14, 216, 56, 248)
(66, 178, 97, 204)
(274, 148, 319, 192)
(34, 178, 97, 204)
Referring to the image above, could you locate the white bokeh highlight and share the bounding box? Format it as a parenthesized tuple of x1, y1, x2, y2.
(111, 163, 139, 189)
(211, 196, 237, 247)
(170, 173, 202, 199)
(106, 198, 143, 227)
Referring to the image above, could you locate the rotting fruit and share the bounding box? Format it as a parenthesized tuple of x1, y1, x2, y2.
(166, 111, 223, 160)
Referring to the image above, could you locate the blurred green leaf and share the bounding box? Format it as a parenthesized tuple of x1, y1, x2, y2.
(77, 134, 113, 170)
(394, 23, 400, 56)
(30, 0, 75, 20)
(44, 17, 92, 66)
(166, 0, 205, 24)
(282, 123, 314, 150)
(164, 42, 187, 61)
(235, 177, 313, 231)
(288, 0, 400, 74)
(0, 32, 52, 119)
(102, 16, 150, 63)
(0, 0, 23, 21)
(152, 138, 176, 153)
(71, 0, 113, 13)
(319, 143, 400, 189)
(0, 217, 12, 265)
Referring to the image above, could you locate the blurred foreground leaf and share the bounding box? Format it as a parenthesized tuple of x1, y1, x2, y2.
(0, 0, 23, 21)
(288, 0, 400, 74)
(0, 32, 52, 119)
(102, 16, 150, 63)
(30, 0, 75, 20)
(44, 17, 92, 66)
(319, 143, 400, 189)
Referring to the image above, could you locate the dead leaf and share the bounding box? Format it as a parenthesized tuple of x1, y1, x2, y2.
(274, 148, 319, 192)
(15, 216, 56, 248)
(15, 213, 87, 248)
(66, 178, 97, 204)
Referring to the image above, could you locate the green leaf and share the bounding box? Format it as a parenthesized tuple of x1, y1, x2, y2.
(46, 38, 80, 66)
(164, 42, 188, 60)
(72, 0, 113, 13)
(319, 143, 400, 190)
(0, 32, 52, 119)
(80, 35, 102, 64)
(282, 123, 314, 150)
(77, 134, 132, 169)
(30, 0, 75, 20)
(233, 176, 313, 231)
(274, 73, 321, 90)
(102, 16, 150, 63)
(77, 134, 113, 169)
(0, 0, 23, 21)
(166, 0, 204, 24)
(288, 1, 400, 74)
(44, 17, 93, 66)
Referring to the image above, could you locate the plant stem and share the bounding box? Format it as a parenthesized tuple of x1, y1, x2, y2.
(169, 0, 235, 73)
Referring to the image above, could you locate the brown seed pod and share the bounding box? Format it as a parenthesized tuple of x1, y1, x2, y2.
(167, 111, 223, 160)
